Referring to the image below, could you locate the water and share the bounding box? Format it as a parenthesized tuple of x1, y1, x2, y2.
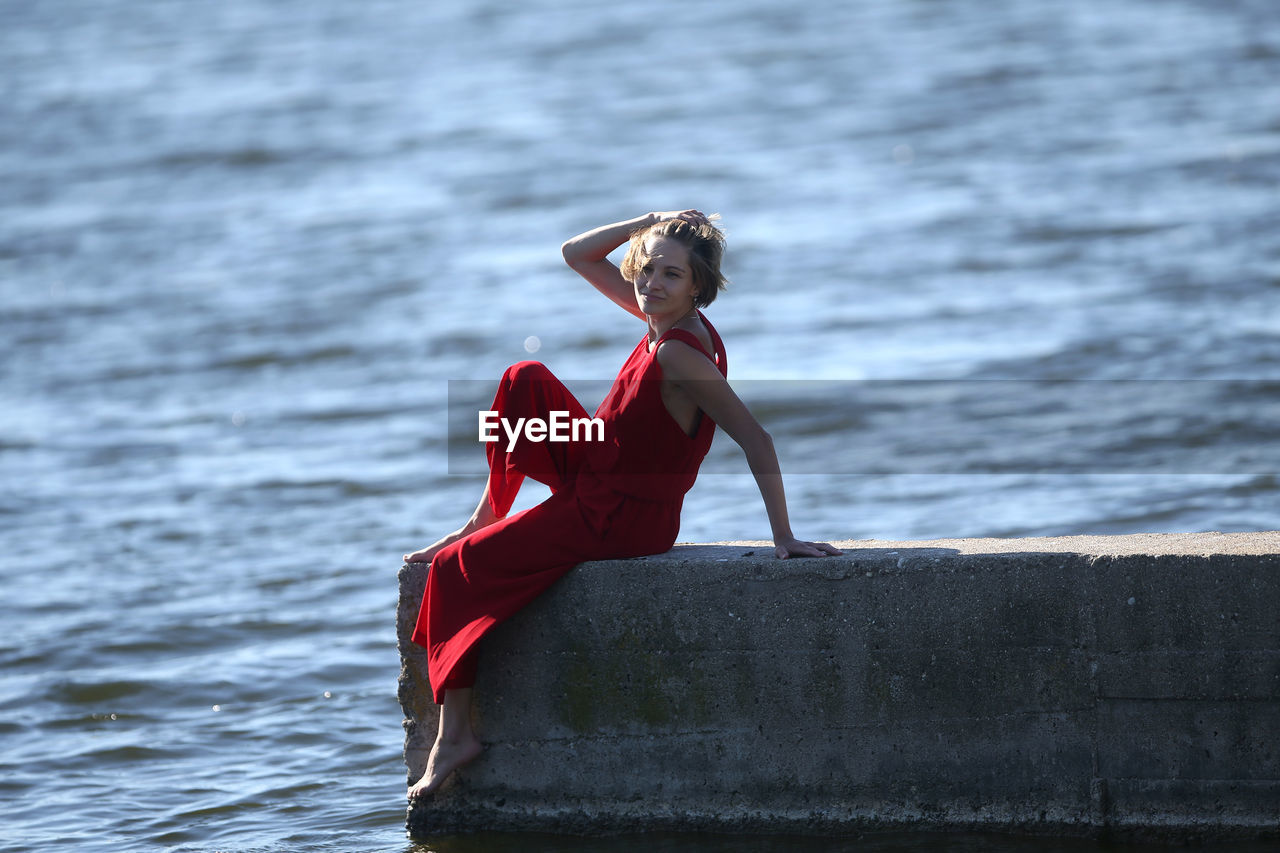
(2, 0, 1277, 850)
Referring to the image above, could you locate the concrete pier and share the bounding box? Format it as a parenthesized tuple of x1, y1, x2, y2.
(398, 532, 1280, 842)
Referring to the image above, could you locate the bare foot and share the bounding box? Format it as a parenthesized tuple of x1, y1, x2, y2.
(406, 735, 483, 800)
(404, 506, 506, 564)
(403, 528, 467, 565)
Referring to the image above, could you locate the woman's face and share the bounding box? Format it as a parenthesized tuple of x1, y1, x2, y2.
(633, 237, 698, 318)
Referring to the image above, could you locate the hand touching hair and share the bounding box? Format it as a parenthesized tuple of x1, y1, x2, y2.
(620, 210, 728, 309)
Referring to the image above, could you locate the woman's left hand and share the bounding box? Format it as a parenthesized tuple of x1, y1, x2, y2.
(774, 537, 843, 559)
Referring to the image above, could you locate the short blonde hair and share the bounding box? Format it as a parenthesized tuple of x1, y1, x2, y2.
(620, 217, 728, 309)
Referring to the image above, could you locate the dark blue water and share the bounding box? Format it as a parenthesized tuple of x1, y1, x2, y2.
(2, 0, 1277, 850)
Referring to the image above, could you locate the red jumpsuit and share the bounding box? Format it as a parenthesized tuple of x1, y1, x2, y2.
(411, 311, 728, 703)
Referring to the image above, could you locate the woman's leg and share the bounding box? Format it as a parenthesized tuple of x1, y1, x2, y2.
(415, 489, 602, 698)
(406, 362, 594, 797)
(484, 361, 592, 519)
(406, 687, 483, 800)
(404, 361, 589, 564)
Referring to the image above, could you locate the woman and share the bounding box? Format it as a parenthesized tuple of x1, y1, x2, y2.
(404, 209, 840, 800)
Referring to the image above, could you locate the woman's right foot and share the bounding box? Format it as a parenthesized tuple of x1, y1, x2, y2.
(406, 735, 484, 800)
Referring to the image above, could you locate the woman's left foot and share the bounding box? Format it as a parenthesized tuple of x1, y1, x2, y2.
(406, 735, 484, 800)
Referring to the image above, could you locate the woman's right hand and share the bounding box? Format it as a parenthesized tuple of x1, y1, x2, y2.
(650, 209, 712, 227)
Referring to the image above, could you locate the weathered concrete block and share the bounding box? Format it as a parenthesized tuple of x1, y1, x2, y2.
(398, 532, 1280, 842)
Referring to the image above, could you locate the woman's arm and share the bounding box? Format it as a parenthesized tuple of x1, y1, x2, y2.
(561, 210, 708, 318)
(656, 342, 842, 559)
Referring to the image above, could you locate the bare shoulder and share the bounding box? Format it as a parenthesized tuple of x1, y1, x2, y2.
(655, 335, 721, 381)
(683, 316, 715, 356)
(657, 315, 714, 355)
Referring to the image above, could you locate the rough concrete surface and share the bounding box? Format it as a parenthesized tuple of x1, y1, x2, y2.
(398, 532, 1280, 842)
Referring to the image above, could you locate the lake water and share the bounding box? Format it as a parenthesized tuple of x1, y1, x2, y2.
(2, 0, 1277, 850)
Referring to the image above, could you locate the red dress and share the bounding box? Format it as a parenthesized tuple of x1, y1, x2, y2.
(411, 311, 728, 702)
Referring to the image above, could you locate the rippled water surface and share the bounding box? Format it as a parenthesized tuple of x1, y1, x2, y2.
(3, 0, 1277, 850)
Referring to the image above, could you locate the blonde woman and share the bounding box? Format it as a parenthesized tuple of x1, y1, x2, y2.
(405, 209, 839, 799)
